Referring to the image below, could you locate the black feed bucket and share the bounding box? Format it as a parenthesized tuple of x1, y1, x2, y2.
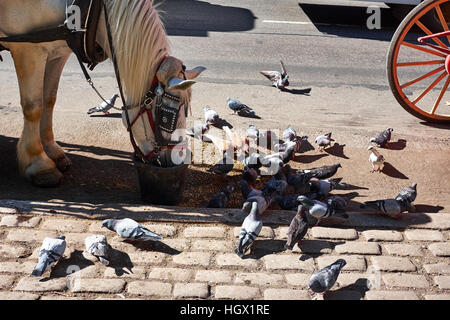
(133, 154, 189, 206)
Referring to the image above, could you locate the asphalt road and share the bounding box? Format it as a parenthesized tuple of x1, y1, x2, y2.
(0, 0, 449, 211)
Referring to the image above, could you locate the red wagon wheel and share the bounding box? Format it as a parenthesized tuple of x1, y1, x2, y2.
(388, 0, 450, 123)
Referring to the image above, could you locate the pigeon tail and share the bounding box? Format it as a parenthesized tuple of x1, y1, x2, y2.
(31, 258, 49, 277)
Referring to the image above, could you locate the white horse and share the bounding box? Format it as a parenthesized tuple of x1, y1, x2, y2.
(0, 0, 205, 187)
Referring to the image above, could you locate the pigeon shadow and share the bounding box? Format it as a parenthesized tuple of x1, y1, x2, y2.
(293, 153, 328, 164)
(213, 118, 234, 130)
(324, 278, 370, 300)
(297, 139, 315, 153)
(324, 143, 349, 159)
(294, 240, 346, 259)
(237, 109, 261, 119)
(335, 183, 369, 191)
(283, 87, 312, 96)
(47, 250, 95, 280)
(385, 139, 407, 151)
(89, 113, 123, 118)
(414, 204, 444, 213)
(128, 240, 181, 255)
(245, 239, 286, 259)
(107, 247, 134, 277)
(381, 162, 408, 179)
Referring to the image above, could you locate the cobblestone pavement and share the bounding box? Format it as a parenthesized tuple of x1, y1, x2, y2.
(0, 200, 449, 300)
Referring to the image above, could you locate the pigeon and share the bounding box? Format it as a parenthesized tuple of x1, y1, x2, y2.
(368, 146, 385, 173)
(243, 152, 263, 170)
(260, 154, 284, 175)
(315, 133, 334, 152)
(327, 195, 348, 212)
(203, 106, 219, 125)
(208, 152, 234, 176)
(31, 235, 66, 277)
(186, 123, 210, 139)
(297, 195, 348, 225)
(308, 259, 347, 294)
(207, 182, 236, 208)
(227, 97, 253, 114)
(282, 127, 297, 142)
(87, 94, 119, 115)
(297, 163, 341, 180)
(246, 125, 260, 140)
(285, 204, 309, 250)
(370, 128, 393, 147)
(102, 218, 163, 241)
(395, 182, 417, 213)
(260, 60, 290, 90)
(242, 167, 258, 186)
(285, 164, 318, 194)
(85, 234, 111, 266)
(309, 178, 344, 197)
(360, 199, 407, 219)
(235, 201, 263, 258)
(261, 169, 288, 200)
(276, 194, 301, 210)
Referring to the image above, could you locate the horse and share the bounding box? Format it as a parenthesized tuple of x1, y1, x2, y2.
(0, 0, 205, 187)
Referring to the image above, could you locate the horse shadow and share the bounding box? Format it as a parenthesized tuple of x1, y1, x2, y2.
(382, 162, 408, 179)
(385, 139, 407, 150)
(89, 113, 123, 119)
(325, 143, 349, 159)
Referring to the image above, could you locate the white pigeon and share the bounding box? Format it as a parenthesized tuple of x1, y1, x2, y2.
(87, 94, 119, 115)
(203, 106, 219, 125)
(102, 218, 163, 242)
(246, 125, 260, 140)
(85, 234, 111, 266)
(282, 127, 297, 142)
(315, 132, 334, 152)
(260, 60, 290, 90)
(368, 146, 385, 173)
(31, 235, 66, 277)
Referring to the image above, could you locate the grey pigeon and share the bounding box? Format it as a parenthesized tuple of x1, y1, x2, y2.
(298, 195, 348, 225)
(203, 106, 219, 125)
(102, 218, 163, 241)
(239, 179, 252, 200)
(308, 259, 347, 294)
(260, 153, 284, 174)
(207, 182, 236, 208)
(368, 146, 385, 173)
(360, 198, 409, 219)
(87, 94, 119, 115)
(227, 97, 253, 114)
(246, 125, 260, 140)
(297, 163, 341, 180)
(285, 204, 309, 250)
(276, 194, 301, 210)
(327, 195, 348, 212)
(260, 60, 290, 90)
(309, 178, 345, 197)
(208, 152, 234, 176)
(31, 235, 66, 277)
(235, 201, 263, 258)
(285, 164, 318, 194)
(395, 182, 417, 205)
(315, 132, 334, 151)
(370, 128, 393, 147)
(85, 234, 111, 266)
(186, 123, 210, 140)
(242, 167, 258, 186)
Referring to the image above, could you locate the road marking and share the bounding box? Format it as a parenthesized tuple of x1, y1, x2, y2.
(262, 20, 312, 25)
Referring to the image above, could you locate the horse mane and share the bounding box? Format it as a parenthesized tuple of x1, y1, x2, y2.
(105, 0, 170, 106)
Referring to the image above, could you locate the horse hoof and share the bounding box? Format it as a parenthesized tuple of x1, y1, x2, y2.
(31, 168, 63, 187)
(55, 155, 72, 172)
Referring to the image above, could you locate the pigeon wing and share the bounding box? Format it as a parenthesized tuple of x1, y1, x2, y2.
(260, 71, 281, 82)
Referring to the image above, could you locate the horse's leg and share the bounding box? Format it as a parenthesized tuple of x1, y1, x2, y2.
(41, 55, 71, 172)
(11, 45, 62, 186)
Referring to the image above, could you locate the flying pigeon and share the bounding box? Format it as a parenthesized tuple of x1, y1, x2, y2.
(235, 201, 263, 258)
(309, 178, 344, 197)
(186, 123, 210, 140)
(368, 146, 385, 173)
(87, 94, 119, 115)
(297, 163, 342, 180)
(370, 128, 393, 148)
(203, 106, 219, 125)
(85, 234, 111, 266)
(315, 133, 334, 152)
(31, 235, 66, 277)
(285, 204, 309, 250)
(227, 97, 253, 114)
(308, 259, 347, 295)
(246, 125, 260, 140)
(360, 198, 408, 219)
(207, 182, 236, 208)
(297, 195, 348, 225)
(208, 152, 234, 176)
(260, 60, 290, 90)
(102, 218, 163, 241)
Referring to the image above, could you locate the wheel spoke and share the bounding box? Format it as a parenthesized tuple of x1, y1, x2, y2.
(435, 5, 450, 44)
(397, 59, 445, 67)
(401, 41, 447, 58)
(400, 65, 445, 89)
(415, 20, 448, 49)
(412, 71, 447, 104)
(431, 75, 450, 114)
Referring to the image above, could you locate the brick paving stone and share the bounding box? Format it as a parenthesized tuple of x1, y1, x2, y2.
(317, 255, 366, 271)
(284, 274, 310, 287)
(370, 256, 416, 272)
(383, 244, 422, 257)
(423, 262, 450, 274)
(0, 261, 36, 274)
(216, 253, 259, 268)
(275, 227, 290, 239)
(0, 215, 41, 228)
(184, 227, 226, 238)
(191, 239, 230, 251)
(214, 285, 260, 299)
(162, 239, 190, 251)
(366, 290, 420, 300)
(7, 229, 58, 242)
(0, 292, 40, 300)
(382, 273, 429, 288)
(404, 230, 444, 241)
(234, 226, 274, 239)
(195, 270, 233, 283)
(68, 278, 126, 293)
(56, 265, 103, 279)
(234, 273, 284, 287)
(334, 242, 381, 255)
(424, 294, 450, 300)
(40, 295, 83, 300)
(0, 244, 30, 258)
(428, 242, 450, 257)
(311, 227, 358, 240)
(263, 288, 310, 300)
(292, 240, 332, 254)
(14, 277, 67, 292)
(362, 230, 403, 242)
(40, 219, 89, 233)
(104, 266, 147, 279)
(0, 275, 15, 290)
(142, 224, 177, 237)
(128, 251, 166, 265)
(335, 273, 372, 288)
(148, 267, 192, 282)
(127, 281, 172, 297)
(173, 251, 211, 267)
(433, 276, 450, 289)
(173, 283, 210, 299)
(263, 254, 315, 271)
(64, 233, 99, 245)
